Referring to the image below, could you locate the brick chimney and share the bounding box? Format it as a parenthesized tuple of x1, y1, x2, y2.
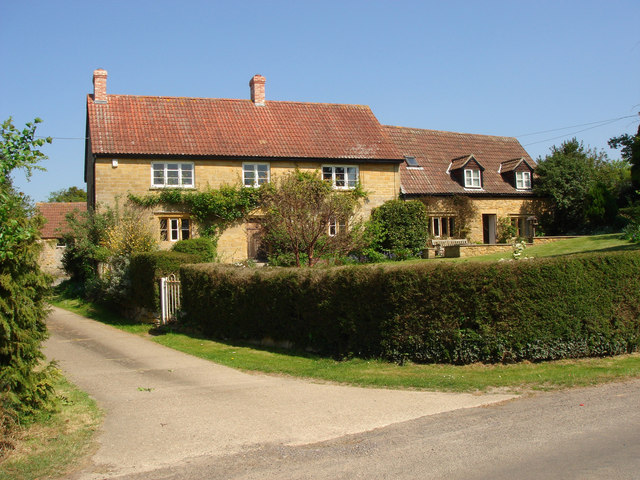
(93, 69, 108, 103)
(249, 74, 266, 106)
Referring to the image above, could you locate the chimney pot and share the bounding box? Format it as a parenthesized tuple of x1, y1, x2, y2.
(93, 69, 108, 103)
(249, 74, 266, 106)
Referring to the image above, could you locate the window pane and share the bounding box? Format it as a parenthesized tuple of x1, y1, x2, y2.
(153, 165, 165, 186)
(181, 164, 193, 186)
(442, 217, 448, 236)
(170, 219, 179, 241)
(335, 167, 345, 187)
(322, 167, 333, 181)
(433, 217, 440, 237)
(449, 217, 455, 236)
(181, 219, 190, 240)
(167, 170, 179, 185)
(257, 164, 268, 172)
(347, 167, 358, 187)
(160, 218, 168, 241)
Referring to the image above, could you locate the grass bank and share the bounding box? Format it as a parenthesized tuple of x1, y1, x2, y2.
(0, 376, 102, 480)
(51, 293, 640, 394)
(437, 233, 639, 263)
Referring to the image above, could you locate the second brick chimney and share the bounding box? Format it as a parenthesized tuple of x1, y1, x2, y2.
(249, 74, 266, 106)
(93, 69, 108, 103)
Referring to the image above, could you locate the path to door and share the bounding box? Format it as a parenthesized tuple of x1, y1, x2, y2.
(45, 307, 515, 479)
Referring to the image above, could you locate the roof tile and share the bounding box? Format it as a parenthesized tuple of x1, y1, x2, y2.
(36, 202, 87, 239)
(87, 95, 402, 161)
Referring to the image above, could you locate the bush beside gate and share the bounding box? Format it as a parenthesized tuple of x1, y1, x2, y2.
(179, 251, 640, 364)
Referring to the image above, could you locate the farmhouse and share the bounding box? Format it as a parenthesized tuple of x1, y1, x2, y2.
(84, 69, 541, 261)
(85, 70, 402, 262)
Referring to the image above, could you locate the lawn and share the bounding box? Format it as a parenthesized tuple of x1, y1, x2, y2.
(421, 233, 640, 263)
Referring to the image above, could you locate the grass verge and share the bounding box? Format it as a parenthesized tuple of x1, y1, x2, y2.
(0, 376, 102, 480)
(50, 292, 640, 394)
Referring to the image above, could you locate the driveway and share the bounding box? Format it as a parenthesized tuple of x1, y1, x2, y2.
(44, 307, 515, 479)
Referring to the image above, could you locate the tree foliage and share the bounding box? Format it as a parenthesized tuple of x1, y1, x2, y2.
(0, 118, 56, 421)
(364, 199, 430, 260)
(47, 186, 87, 202)
(260, 170, 366, 267)
(534, 138, 630, 234)
(609, 123, 640, 195)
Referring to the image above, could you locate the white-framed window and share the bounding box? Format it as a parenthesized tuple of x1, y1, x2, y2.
(431, 216, 456, 238)
(322, 165, 359, 189)
(152, 162, 194, 188)
(464, 168, 481, 188)
(515, 171, 532, 189)
(160, 218, 191, 241)
(243, 163, 270, 187)
(328, 218, 347, 237)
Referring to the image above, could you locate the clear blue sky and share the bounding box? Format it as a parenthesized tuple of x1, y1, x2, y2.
(2, 0, 639, 202)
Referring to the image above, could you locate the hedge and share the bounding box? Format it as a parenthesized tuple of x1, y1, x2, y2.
(179, 251, 640, 364)
(129, 251, 199, 312)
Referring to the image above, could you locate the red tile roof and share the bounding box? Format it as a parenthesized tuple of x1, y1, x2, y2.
(87, 95, 402, 161)
(36, 202, 87, 239)
(385, 126, 536, 196)
(499, 157, 534, 173)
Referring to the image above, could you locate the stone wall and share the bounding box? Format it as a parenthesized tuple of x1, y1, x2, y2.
(418, 196, 544, 243)
(39, 239, 66, 278)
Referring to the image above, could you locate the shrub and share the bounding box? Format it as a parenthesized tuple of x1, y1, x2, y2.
(172, 237, 217, 262)
(129, 251, 199, 312)
(180, 251, 640, 364)
(366, 200, 430, 259)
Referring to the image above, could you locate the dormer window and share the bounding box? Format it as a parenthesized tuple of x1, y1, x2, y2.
(464, 168, 481, 188)
(516, 171, 531, 189)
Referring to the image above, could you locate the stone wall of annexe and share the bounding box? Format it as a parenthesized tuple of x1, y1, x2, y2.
(444, 236, 581, 258)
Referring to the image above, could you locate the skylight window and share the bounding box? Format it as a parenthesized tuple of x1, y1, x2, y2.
(405, 156, 419, 167)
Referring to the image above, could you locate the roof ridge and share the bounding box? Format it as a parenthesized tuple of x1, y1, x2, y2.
(383, 124, 519, 141)
(89, 93, 372, 109)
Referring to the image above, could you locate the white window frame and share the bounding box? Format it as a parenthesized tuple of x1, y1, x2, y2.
(328, 218, 347, 237)
(160, 217, 191, 242)
(431, 216, 456, 238)
(464, 168, 481, 188)
(322, 165, 359, 190)
(515, 171, 532, 189)
(151, 162, 194, 188)
(243, 162, 270, 187)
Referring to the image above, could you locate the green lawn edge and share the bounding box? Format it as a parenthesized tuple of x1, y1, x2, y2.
(0, 376, 102, 480)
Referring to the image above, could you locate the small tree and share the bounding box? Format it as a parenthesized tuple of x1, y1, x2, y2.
(260, 170, 366, 267)
(47, 186, 87, 202)
(0, 118, 56, 421)
(366, 199, 430, 259)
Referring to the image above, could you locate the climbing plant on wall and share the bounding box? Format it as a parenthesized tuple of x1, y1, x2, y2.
(128, 185, 261, 238)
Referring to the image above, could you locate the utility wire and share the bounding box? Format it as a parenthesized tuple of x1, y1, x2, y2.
(522, 118, 629, 147)
(516, 114, 637, 138)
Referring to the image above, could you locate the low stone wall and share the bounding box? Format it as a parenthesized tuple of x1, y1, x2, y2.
(532, 236, 579, 245)
(445, 244, 517, 258)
